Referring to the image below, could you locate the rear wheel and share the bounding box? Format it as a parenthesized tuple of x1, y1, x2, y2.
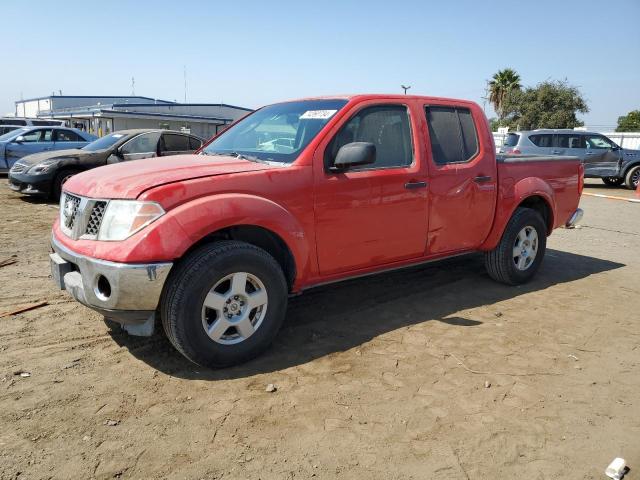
(602, 177, 623, 187)
(624, 165, 640, 190)
(484, 207, 547, 285)
(161, 241, 288, 368)
(52, 168, 79, 200)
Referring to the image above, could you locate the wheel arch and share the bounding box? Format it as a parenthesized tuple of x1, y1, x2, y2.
(480, 177, 556, 251)
(183, 224, 297, 291)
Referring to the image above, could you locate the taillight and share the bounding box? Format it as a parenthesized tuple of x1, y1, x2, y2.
(512, 149, 521, 154)
(578, 163, 584, 195)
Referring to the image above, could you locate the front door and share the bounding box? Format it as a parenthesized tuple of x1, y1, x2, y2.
(582, 133, 622, 177)
(6, 128, 54, 167)
(314, 103, 429, 276)
(424, 104, 497, 254)
(107, 131, 161, 163)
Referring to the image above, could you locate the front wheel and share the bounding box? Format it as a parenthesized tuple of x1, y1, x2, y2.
(624, 165, 640, 190)
(161, 241, 288, 368)
(602, 176, 623, 187)
(484, 207, 547, 285)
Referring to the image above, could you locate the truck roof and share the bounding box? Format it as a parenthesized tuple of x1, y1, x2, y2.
(275, 93, 481, 106)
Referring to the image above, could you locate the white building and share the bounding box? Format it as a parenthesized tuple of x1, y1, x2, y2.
(14, 95, 252, 139)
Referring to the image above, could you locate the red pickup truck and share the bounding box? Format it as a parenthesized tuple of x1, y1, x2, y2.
(50, 95, 584, 368)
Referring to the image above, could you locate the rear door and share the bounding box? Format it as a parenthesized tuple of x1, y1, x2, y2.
(53, 129, 87, 150)
(582, 133, 621, 177)
(424, 104, 497, 254)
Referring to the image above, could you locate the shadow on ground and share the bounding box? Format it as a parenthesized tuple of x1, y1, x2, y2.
(108, 249, 624, 380)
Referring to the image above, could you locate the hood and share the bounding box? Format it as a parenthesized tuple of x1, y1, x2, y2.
(622, 148, 640, 158)
(18, 149, 85, 166)
(63, 154, 280, 199)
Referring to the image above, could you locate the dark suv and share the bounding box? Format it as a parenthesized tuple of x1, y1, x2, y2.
(8, 129, 204, 199)
(500, 129, 640, 189)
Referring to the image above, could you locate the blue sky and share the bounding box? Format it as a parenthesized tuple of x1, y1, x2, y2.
(2, 0, 639, 128)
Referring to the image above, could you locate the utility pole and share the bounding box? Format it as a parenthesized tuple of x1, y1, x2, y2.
(184, 65, 187, 103)
(401, 85, 411, 95)
(131, 77, 135, 96)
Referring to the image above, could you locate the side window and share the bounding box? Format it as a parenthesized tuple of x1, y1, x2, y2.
(54, 129, 82, 142)
(556, 134, 585, 149)
(585, 135, 614, 150)
(162, 134, 191, 153)
(120, 132, 161, 155)
(425, 106, 478, 165)
(529, 134, 553, 147)
(20, 129, 53, 142)
(325, 105, 413, 170)
(189, 136, 203, 150)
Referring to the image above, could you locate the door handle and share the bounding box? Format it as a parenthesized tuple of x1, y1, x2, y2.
(404, 181, 427, 190)
(586, 152, 595, 155)
(551, 150, 561, 154)
(474, 175, 492, 183)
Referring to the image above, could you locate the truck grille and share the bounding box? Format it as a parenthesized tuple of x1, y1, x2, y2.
(60, 193, 109, 240)
(62, 193, 81, 230)
(85, 201, 107, 236)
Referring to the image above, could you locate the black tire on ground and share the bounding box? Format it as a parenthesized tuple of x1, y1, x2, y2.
(624, 165, 640, 190)
(52, 168, 79, 200)
(484, 207, 547, 285)
(161, 240, 288, 368)
(602, 176, 624, 187)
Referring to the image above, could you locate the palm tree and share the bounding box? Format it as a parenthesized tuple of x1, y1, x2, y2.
(488, 68, 521, 124)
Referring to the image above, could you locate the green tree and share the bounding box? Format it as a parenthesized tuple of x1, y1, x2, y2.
(488, 68, 521, 125)
(503, 80, 588, 130)
(616, 110, 640, 132)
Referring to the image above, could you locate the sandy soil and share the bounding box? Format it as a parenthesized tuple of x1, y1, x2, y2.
(0, 178, 638, 480)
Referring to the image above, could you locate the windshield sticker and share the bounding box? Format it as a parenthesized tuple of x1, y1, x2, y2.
(300, 109, 337, 120)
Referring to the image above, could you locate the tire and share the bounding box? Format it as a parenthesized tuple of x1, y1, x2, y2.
(624, 165, 640, 190)
(484, 207, 547, 285)
(602, 177, 623, 187)
(161, 240, 288, 368)
(52, 168, 79, 200)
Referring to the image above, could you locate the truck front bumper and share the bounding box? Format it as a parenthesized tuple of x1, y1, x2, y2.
(50, 235, 173, 325)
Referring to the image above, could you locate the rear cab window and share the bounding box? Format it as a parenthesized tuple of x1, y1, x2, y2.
(425, 105, 478, 164)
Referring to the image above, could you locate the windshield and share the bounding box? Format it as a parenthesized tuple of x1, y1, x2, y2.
(0, 127, 28, 142)
(82, 132, 128, 151)
(202, 99, 348, 163)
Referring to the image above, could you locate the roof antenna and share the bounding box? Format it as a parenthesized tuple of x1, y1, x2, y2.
(401, 85, 411, 95)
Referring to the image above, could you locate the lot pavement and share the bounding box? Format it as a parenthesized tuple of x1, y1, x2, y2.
(0, 179, 638, 479)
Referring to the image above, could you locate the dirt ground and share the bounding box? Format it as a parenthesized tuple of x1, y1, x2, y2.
(0, 178, 638, 480)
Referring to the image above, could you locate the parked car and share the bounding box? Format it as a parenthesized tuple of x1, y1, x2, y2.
(500, 129, 640, 189)
(0, 117, 66, 127)
(0, 127, 97, 173)
(8, 129, 204, 199)
(50, 94, 584, 368)
(0, 125, 23, 136)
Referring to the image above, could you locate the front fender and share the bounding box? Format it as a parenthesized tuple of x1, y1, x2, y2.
(479, 177, 556, 251)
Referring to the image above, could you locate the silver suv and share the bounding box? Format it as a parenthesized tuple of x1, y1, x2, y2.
(500, 129, 640, 189)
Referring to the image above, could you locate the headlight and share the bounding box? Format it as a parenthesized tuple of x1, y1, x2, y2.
(28, 160, 57, 174)
(97, 200, 165, 241)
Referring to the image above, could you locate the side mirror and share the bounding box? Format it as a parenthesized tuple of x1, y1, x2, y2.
(112, 148, 124, 159)
(14, 136, 25, 143)
(331, 142, 376, 171)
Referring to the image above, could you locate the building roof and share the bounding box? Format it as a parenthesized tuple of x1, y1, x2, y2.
(16, 95, 175, 104)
